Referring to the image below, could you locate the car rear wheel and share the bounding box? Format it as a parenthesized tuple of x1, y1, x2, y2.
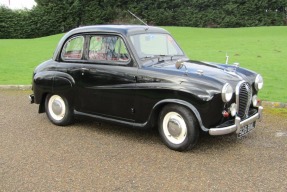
(45, 94, 73, 126)
(158, 104, 199, 151)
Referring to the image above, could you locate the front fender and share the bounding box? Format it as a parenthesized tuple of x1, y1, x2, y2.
(148, 99, 209, 132)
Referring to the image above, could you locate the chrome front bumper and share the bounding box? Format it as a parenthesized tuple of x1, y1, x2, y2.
(209, 106, 263, 136)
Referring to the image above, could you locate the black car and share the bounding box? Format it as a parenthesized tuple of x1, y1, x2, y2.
(30, 25, 263, 151)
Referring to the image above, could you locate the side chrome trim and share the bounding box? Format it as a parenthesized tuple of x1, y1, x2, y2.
(209, 106, 263, 136)
(74, 110, 149, 129)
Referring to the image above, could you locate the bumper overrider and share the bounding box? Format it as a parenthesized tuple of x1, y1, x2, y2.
(29, 94, 35, 104)
(209, 106, 263, 136)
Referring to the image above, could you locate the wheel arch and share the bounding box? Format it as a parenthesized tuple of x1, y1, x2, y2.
(149, 99, 209, 132)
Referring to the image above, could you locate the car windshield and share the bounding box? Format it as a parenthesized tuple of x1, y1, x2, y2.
(129, 33, 184, 59)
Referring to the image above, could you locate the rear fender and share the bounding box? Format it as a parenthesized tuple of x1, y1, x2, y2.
(53, 73, 75, 92)
(33, 71, 75, 113)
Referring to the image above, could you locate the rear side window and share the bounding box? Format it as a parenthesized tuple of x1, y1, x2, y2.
(88, 35, 130, 63)
(61, 36, 84, 60)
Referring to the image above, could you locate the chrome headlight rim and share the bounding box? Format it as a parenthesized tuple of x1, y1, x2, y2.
(222, 83, 233, 102)
(255, 74, 263, 91)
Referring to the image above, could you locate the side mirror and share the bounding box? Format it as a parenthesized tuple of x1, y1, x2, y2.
(175, 59, 189, 75)
(175, 60, 184, 69)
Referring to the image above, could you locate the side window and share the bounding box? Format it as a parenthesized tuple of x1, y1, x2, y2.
(88, 35, 130, 63)
(61, 36, 84, 60)
(114, 38, 129, 61)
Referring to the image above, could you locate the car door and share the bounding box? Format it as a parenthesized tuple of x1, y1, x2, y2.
(77, 34, 137, 122)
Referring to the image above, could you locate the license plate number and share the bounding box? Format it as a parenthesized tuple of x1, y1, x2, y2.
(237, 122, 256, 138)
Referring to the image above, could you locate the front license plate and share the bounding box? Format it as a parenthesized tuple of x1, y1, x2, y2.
(237, 122, 256, 138)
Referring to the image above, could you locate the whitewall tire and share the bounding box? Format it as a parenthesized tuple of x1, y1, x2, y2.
(159, 104, 199, 151)
(45, 94, 73, 126)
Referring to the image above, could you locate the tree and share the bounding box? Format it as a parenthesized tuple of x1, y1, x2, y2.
(1, 0, 287, 39)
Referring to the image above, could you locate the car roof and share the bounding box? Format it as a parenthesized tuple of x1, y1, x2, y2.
(66, 25, 169, 36)
(53, 25, 169, 61)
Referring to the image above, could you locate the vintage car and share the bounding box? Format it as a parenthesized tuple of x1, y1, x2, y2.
(30, 25, 263, 151)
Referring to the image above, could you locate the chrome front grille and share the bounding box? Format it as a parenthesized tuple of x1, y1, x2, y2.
(236, 81, 252, 118)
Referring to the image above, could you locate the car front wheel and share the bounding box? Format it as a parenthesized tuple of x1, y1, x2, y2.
(158, 104, 199, 151)
(45, 94, 73, 126)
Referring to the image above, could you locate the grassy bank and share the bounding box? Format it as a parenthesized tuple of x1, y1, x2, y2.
(0, 26, 286, 102)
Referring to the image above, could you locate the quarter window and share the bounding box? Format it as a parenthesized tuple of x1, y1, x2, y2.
(88, 35, 130, 62)
(61, 36, 84, 60)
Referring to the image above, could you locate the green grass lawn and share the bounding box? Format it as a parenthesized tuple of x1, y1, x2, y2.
(166, 26, 287, 103)
(0, 34, 63, 84)
(0, 26, 286, 102)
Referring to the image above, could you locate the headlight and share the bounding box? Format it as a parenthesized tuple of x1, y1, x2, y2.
(222, 83, 233, 102)
(255, 74, 263, 91)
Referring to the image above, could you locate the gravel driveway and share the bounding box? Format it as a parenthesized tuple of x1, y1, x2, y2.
(1, 90, 286, 191)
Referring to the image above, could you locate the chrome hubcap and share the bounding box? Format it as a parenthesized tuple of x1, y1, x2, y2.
(162, 112, 187, 144)
(48, 95, 66, 121)
(167, 119, 182, 137)
(52, 100, 62, 115)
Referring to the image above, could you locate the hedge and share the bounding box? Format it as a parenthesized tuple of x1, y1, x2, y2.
(1, 0, 286, 38)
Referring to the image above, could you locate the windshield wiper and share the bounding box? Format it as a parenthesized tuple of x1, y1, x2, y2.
(140, 55, 169, 61)
(141, 54, 185, 64)
(140, 56, 154, 60)
(154, 54, 185, 61)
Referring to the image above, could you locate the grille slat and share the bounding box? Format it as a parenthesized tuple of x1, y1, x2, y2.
(237, 82, 252, 118)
